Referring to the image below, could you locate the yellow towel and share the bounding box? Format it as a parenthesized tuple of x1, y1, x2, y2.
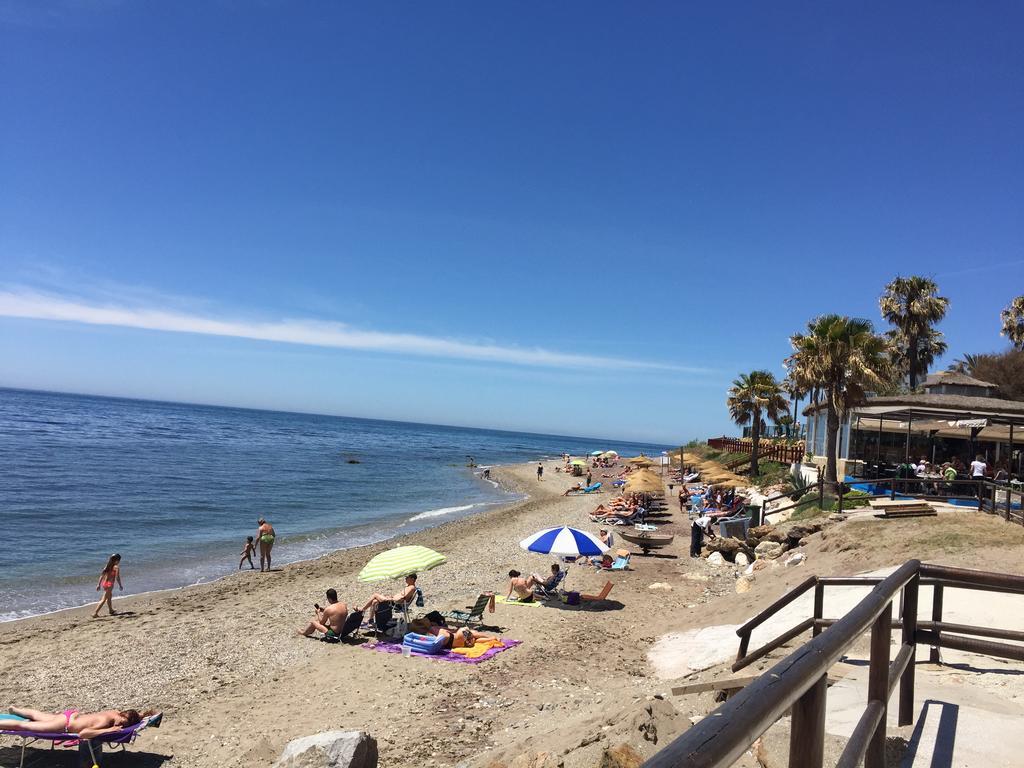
(451, 638, 504, 658)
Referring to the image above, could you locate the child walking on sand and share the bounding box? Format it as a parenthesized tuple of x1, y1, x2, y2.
(239, 536, 256, 569)
(92, 553, 122, 617)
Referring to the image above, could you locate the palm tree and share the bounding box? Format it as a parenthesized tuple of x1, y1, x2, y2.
(726, 370, 788, 477)
(786, 315, 894, 488)
(947, 353, 980, 375)
(879, 276, 949, 389)
(1002, 296, 1024, 350)
(885, 327, 947, 387)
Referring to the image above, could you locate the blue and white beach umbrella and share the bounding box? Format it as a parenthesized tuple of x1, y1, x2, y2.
(519, 526, 609, 557)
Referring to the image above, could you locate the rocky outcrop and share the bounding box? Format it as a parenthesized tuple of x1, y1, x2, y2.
(273, 731, 378, 768)
(471, 698, 684, 768)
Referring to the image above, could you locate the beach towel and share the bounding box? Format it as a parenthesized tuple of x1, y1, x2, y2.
(495, 596, 543, 607)
(451, 638, 504, 659)
(363, 638, 520, 664)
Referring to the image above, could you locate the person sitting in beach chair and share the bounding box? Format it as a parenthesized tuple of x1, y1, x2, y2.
(0, 708, 155, 739)
(506, 570, 541, 602)
(297, 588, 350, 640)
(563, 483, 584, 496)
(359, 573, 418, 617)
(531, 563, 565, 598)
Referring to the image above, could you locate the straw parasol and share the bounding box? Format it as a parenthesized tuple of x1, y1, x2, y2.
(625, 475, 665, 495)
(625, 456, 655, 467)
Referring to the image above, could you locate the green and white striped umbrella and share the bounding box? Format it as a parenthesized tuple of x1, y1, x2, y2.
(357, 545, 447, 583)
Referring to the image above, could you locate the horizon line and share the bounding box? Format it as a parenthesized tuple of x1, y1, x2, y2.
(0, 384, 681, 448)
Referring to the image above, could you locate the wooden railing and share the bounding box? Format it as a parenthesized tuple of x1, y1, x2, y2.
(643, 562, 1024, 768)
(707, 437, 805, 465)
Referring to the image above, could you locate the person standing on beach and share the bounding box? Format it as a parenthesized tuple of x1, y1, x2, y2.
(690, 514, 715, 558)
(92, 553, 122, 617)
(586, 469, 592, 487)
(256, 518, 276, 572)
(537, 462, 544, 481)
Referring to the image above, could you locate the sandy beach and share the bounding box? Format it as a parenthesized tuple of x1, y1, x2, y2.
(4, 460, 1024, 767)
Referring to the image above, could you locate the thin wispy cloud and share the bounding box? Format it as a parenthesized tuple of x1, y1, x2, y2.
(0, 287, 706, 373)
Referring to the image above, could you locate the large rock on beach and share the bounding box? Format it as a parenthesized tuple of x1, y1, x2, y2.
(706, 551, 725, 566)
(705, 536, 753, 562)
(273, 731, 378, 768)
(754, 541, 786, 560)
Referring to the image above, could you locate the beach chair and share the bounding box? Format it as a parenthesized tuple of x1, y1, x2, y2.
(580, 581, 614, 602)
(443, 593, 492, 627)
(1, 711, 163, 768)
(534, 568, 567, 599)
(583, 482, 603, 493)
(607, 550, 631, 571)
(322, 609, 364, 643)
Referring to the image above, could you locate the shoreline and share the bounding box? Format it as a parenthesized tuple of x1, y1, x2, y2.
(0, 465, 529, 629)
(0, 466, 525, 625)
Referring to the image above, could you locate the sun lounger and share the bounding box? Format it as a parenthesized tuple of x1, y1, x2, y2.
(566, 483, 602, 495)
(1, 712, 163, 768)
(443, 593, 493, 627)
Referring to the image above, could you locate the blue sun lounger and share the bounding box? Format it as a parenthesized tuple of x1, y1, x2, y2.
(0, 711, 163, 768)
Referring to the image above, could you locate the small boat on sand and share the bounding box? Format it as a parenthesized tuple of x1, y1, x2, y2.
(619, 529, 674, 555)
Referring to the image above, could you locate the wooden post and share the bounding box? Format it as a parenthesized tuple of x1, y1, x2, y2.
(813, 582, 825, 637)
(865, 605, 892, 768)
(818, 477, 825, 511)
(929, 584, 943, 664)
(899, 575, 919, 726)
(789, 674, 828, 768)
(876, 415, 883, 472)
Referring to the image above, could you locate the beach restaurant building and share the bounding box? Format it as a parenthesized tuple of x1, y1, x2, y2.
(802, 372, 1024, 480)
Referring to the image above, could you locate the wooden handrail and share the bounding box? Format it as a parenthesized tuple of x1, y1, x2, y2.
(643, 561, 920, 768)
(645, 562, 1024, 768)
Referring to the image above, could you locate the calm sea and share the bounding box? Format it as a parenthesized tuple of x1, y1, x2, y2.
(0, 388, 669, 620)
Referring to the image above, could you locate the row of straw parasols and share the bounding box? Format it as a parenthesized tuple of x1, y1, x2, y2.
(624, 466, 666, 495)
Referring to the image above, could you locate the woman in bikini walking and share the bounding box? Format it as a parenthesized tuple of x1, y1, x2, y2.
(256, 518, 276, 572)
(92, 553, 122, 618)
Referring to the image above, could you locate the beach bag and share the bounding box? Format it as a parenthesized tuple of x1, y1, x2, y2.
(564, 591, 581, 606)
(408, 617, 432, 634)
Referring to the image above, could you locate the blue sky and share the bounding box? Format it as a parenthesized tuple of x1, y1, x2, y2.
(1, 2, 1022, 443)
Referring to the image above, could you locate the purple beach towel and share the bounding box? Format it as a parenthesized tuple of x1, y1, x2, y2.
(363, 638, 521, 663)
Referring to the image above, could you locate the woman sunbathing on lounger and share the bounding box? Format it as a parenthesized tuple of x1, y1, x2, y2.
(506, 570, 540, 602)
(0, 708, 151, 739)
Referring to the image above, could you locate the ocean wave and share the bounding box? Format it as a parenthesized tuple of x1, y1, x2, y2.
(407, 503, 476, 522)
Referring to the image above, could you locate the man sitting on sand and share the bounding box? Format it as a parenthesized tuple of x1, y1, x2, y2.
(360, 573, 418, 616)
(298, 588, 348, 639)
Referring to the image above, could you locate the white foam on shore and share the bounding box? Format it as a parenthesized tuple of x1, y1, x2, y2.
(407, 503, 476, 522)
